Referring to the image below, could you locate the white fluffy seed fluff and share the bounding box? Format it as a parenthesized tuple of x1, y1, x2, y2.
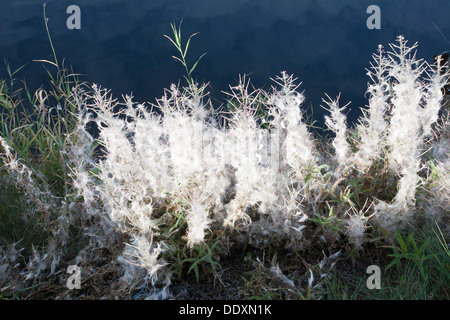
(13, 36, 441, 295)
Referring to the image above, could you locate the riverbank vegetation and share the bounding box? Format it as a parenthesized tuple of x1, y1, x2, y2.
(0, 21, 448, 300)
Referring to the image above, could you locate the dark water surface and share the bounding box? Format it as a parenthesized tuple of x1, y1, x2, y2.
(1, 0, 449, 124)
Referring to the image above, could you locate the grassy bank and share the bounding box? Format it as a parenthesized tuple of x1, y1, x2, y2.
(0, 20, 449, 300)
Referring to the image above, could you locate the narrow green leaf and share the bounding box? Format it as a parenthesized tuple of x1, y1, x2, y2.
(164, 34, 178, 49)
(189, 52, 206, 76)
(183, 32, 199, 59)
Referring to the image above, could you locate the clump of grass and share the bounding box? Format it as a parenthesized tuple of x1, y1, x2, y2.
(0, 5, 92, 297)
(324, 221, 449, 300)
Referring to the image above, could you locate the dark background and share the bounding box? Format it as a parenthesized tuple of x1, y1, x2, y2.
(1, 0, 449, 125)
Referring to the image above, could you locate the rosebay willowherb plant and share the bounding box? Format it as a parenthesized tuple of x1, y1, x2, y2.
(1, 33, 448, 299)
(368, 37, 449, 234)
(65, 35, 448, 294)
